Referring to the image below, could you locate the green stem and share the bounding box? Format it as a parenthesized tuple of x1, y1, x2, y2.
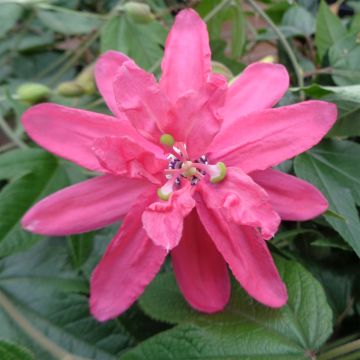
(49, 30, 101, 86)
(0, 290, 90, 360)
(0, 116, 27, 149)
(204, 0, 232, 22)
(319, 339, 360, 360)
(245, 0, 304, 98)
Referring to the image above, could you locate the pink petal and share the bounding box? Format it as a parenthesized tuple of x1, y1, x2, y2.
(92, 136, 167, 184)
(142, 184, 195, 250)
(90, 190, 167, 321)
(250, 168, 328, 220)
(22, 103, 143, 171)
(171, 209, 230, 313)
(22, 175, 151, 236)
(198, 167, 280, 240)
(196, 198, 288, 308)
(185, 74, 227, 159)
(113, 60, 170, 143)
(210, 101, 337, 173)
(160, 9, 211, 103)
(95, 50, 130, 117)
(222, 62, 289, 128)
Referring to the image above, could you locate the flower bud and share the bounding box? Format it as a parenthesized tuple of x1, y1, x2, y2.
(124, 2, 155, 24)
(211, 61, 234, 82)
(75, 64, 96, 95)
(16, 83, 51, 104)
(57, 81, 85, 97)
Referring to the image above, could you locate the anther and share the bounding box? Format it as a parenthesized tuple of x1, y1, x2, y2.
(157, 177, 176, 201)
(194, 162, 227, 183)
(160, 134, 175, 147)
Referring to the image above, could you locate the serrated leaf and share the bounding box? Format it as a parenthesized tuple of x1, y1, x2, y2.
(329, 34, 360, 86)
(0, 4, 23, 38)
(294, 140, 360, 257)
(315, 0, 346, 62)
(100, 14, 166, 71)
(36, 6, 103, 35)
(0, 339, 34, 360)
(0, 149, 85, 257)
(123, 258, 332, 359)
(282, 5, 316, 36)
(0, 237, 135, 360)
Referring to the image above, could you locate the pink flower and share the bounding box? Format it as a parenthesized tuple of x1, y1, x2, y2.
(21, 9, 337, 321)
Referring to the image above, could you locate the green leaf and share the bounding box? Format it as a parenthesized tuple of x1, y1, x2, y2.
(282, 5, 316, 36)
(0, 237, 135, 359)
(0, 4, 23, 38)
(329, 34, 360, 86)
(0, 149, 85, 257)
(122, 258, 332, 359)
(36, 6, 103, 35)
(100, 14, 166, 71)
(0, 340, 34, 360)
(350, 12, 360, 34)
(294, 140, 360, 257)
(315, 0, 346, 62)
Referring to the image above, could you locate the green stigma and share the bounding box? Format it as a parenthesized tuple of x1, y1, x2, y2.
(160, 134, 175, 147)
(157, 188, 171, 201)
(210, 162, 227, 183)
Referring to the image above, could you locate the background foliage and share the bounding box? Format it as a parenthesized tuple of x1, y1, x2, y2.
(0, 0, 359, 359)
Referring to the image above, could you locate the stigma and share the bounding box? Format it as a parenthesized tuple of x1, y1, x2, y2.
(157, 137, 227, 201)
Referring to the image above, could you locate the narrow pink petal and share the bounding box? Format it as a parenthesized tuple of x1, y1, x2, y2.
(222, 62, 289, 128)
(210, 101, 337, 173)
(22, 103, 143, 171)
(250, 168, 328, 220)
(22, 175, 151, 236)
(198, 167, 280, 240)
(95, 50, 130, 117)
(171, 209, 230, 313)
(196, 198, 288, 308)
(90, 190, 167, 321)
(162, 73, 226, 157)
(114, 60, 170, 143)
(142, 184, 195, 250)
(185, 74, 227, 159)
(92, 136, 167, 184)
(160, 9, 211, 103)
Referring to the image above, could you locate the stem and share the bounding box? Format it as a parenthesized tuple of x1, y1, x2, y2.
(0, 290, 90, 360)
(49, 30, 100, 86)
(319, 339, 360, 360)
(204, 0, 232, 22)
(0, 116, 27, 149)
(303, 67, 333, 78)
(245, 0, 304, 98)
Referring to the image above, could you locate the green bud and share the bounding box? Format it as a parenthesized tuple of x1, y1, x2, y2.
(75, 64, 96, 95)
(124, 2, 155, 24)
(16, 83, 51, 104)
(57, 81, 85, 97)
(211, 61, 234, 82)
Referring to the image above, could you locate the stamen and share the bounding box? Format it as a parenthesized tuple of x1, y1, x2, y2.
(176, 142, 189, 160)
(160, 133, 175, 147)
(181, 161, 197, 177)
(157, 177, 176, 201)
(194, 162, 227, 183)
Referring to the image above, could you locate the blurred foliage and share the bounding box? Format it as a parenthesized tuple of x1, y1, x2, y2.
(0, 0, 360, 359)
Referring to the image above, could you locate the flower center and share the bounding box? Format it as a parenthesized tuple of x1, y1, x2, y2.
(157, 134, 227, 200)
